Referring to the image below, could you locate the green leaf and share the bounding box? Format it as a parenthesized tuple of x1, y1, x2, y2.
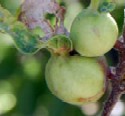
(10, 27, 44, 54)
(99, 2, 116, 13)
(0, 4, 45, 54)
(0, 4, 16, 32)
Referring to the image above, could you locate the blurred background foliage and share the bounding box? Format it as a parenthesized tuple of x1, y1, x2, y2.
(0, 0, 124, 116)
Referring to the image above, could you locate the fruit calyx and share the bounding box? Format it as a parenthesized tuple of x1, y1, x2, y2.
(46, 34, 72, 56)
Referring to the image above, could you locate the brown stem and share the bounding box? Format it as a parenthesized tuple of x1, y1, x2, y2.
(102, 80, 122, 116)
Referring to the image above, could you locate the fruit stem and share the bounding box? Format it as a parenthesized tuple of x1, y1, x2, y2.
(104, 0, 113, 2)
(89, 0, 101, 11)
(50, 50, 69, 57)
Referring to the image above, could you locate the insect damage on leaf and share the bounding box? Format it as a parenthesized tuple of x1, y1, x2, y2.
(20, 0, 67, 39)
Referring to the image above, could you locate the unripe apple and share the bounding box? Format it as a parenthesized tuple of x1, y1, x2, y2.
(70, 9, 118, 57)
(45, 55, 106, 105)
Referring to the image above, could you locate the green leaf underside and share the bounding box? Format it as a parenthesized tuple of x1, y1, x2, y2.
(11, 27, 40, 54)
(0, 4, 42, 54)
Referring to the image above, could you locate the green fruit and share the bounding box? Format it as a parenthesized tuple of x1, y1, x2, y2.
(45, 55, 106, 105)
(70, 9, 118, 57)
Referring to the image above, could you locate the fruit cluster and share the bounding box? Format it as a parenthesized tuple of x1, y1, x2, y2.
(45, 1, 118, 105)
(0, 0, 119, 106)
